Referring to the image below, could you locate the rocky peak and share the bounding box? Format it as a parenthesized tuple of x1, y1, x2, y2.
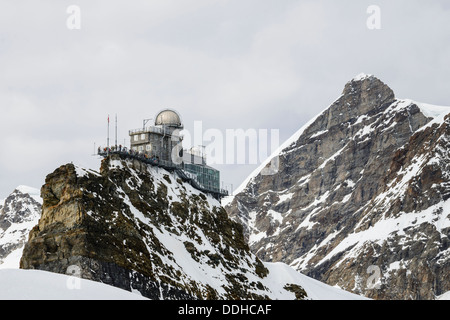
(343, 74, 395, 112)
(225, 75, 450, 299)
(0, 187, 41, 230)
(0, 186, 41, 268)
(19, 154, 363, 300)
(283, 75, 398, 159)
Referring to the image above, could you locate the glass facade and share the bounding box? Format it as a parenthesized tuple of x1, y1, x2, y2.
(184, 163, 220, 192)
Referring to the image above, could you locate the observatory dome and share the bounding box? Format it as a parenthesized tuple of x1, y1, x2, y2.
(155, 109, 183, 128)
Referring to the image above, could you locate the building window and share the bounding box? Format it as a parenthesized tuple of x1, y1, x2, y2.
(134, 135, 139, 142)
(146, 144, 152, 151)
(141, 134, 146, 140)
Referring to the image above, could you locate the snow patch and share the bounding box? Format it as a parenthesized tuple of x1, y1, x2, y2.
(276, 192, 295, 205)
(416, 101, 450, 118)
(310, 130, 328, 139)
(351, 73, 374, 82)
(15, 185, 42, 204)
(437, 291, 450, 300)
(264, 262, 368, 300)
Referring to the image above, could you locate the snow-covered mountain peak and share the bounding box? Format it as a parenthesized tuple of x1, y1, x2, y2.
(13, 185, 42, 205)
(0, 185, 42, 269)
(350, 73, 375, 82)
(225, 75, 450, 299)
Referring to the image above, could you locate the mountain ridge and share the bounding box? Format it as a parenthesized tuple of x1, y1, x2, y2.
(224, 74, 448, 203)
(17, 154, 365, 300)
(224, 74, 450, 299)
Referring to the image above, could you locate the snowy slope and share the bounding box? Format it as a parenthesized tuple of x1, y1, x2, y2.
(0, 269, 147, 300)
(437, 291, 450, 300)
(262, 262, 368, 300)
(0, 264, 366, 300)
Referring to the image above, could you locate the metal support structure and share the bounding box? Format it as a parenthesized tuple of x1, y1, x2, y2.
(107, 115, 110, 148)
(143, 118, 153, 130)
(115, 114, 118, 148)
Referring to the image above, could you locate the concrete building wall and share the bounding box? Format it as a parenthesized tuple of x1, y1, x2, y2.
(129, 127, 181, 163)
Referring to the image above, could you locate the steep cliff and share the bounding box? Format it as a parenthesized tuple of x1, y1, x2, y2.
(225, 74, 450, 299)
(19, 154, 364, 300)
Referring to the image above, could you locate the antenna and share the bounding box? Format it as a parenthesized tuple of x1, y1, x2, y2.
(143, 118, 153, 130)
(115, 114, 118, 148)
(107, 114, 110, 149)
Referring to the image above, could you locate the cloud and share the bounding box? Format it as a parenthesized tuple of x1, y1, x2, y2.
(0, 0, 450, 197)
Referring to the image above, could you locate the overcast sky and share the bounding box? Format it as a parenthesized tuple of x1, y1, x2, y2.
(1, 0, 450, 198)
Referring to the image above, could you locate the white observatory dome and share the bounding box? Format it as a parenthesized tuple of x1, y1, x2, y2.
(155, 109, 183, 128)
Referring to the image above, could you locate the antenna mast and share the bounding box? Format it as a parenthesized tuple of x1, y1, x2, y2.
(107, 114, 110, 149)
(115, 114, 118, 148)
(143, 118, 152, 130)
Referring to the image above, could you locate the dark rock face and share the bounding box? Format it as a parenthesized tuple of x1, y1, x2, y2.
(20, 155, 271, 300)
(225, 75, 450, 300)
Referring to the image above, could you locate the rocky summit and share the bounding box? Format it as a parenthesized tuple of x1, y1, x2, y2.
(224, 74, 450, 300)
(19, 154, 364, 300)
(0, 186, 41, 268)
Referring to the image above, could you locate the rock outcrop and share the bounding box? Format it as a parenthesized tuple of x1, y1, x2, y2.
(20, 156, 264, 299)
(19, 154, 364, 300)
(225, 74, 450, 300)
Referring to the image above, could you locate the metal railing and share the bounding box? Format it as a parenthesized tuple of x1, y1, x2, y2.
(97, 149, 228, 199)
(128, 126, 181, 138)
